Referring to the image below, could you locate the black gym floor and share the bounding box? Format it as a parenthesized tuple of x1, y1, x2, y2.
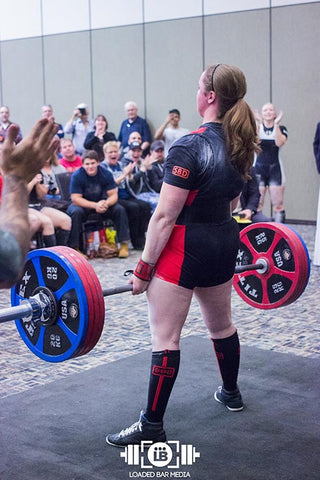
(0, 224, 319, 480)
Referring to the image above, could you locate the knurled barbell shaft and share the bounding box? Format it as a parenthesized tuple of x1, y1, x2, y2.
(0, 262, 266, 324)
(102, 285, 133, 296)
(0, 301, 33, 324)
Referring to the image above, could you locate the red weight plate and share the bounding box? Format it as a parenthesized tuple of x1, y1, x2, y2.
(52, 247, 105, 357)
(233, 223, 309, 309)
(274, 225, 310, 306)
(273, 225, 310, 305)
(237, 224, 303, 308)
(51, 248, 105, 357)
(51, 247, 98, 358)
(67, 251, 105, 356)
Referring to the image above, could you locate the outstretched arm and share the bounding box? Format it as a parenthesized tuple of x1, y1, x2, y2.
(0, 118, 59, 288)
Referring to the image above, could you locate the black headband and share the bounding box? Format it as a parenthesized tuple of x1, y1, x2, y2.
(211, 64, 221, 91)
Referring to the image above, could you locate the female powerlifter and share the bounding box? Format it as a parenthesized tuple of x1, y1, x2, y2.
(254, 103, 288, 223)
(106, 64, 260, 446)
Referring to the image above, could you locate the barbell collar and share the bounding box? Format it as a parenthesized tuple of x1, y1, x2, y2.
(234, 260, 268, 274)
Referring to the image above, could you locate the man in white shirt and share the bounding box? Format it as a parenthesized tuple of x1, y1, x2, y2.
(154, 108, 189, 156)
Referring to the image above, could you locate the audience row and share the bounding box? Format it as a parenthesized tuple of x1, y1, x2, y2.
(0, 101, 277, 259)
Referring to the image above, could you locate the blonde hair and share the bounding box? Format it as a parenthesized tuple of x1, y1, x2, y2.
(204, 64, 260, 179)
(103, 141, 119, 154)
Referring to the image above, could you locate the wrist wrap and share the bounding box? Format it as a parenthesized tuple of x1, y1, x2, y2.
(134, 259, 155, 282)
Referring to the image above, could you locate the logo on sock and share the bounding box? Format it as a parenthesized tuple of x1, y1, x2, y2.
(152, 366, 175, 378)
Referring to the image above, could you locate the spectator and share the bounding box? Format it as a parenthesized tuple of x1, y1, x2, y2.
(41, 104, 64, 139)
(64, 103, 94, 155)
(59, 138, 82, 172)
(313, 121, 320, 174)
(147, 140, 165, 193)
(254, 103, 288, 223)
(84, 114, 116, 162)
(67, 150, 130, 258)
(102, 141, 151, 250)
(154, 108, 189, 156)
(28, 173, 71, 247)
(0, 105, 22, 144)
(118, 101, 151, 156)
(122, 141, 159, 213)
(233, 167, 271, 223)
(41, 153, 66, 200)
(120, 130, 143, 158)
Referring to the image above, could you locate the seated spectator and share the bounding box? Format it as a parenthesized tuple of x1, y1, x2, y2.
(233, 167, 272, 223)
(28, 173, 72, 246)
(102, 141, 151, 250)
(121, 141, 159, 213)
(84, 114, 116, 162)
(41, 153, 66, 199)
(59, 138, 83, 172)
(67, 150, 130, 258)
(146, 140, 165, 193)
(41, 104, 64, 139)
(154, 108, 189, 156)
(0, 105, 22, 144)
(64, 103, 94, 155)
(120, 130, 142, 158)
(118, 101, 151, 157)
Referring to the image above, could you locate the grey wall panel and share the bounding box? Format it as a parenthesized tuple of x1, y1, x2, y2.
(0, 4, 319, 221)
(204, 10, 271, 111)
(43, 31, 92, 132)
(271, 3, 320, 221)
(144, 18, 203, 135)
(91, 25, 145, 137)
(1, 38, 44, 136)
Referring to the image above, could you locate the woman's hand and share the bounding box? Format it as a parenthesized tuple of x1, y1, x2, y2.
(129, 274, 150, 295)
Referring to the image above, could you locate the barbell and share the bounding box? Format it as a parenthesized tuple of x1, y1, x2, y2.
(1, 222, 310, 363)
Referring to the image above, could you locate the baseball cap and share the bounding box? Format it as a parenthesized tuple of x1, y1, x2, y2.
(76, 103, 87, 109)
(150, 140, 165, 151)
(129, 141, 142, 150)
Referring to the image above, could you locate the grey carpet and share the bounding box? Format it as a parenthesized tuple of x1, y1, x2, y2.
(0, 335, 319, 480)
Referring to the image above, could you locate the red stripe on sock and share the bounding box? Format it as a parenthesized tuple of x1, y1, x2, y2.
(152, 355, 168, 412)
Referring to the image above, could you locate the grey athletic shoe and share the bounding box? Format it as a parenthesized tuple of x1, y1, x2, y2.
(214, 386, 244, 411)
(106, 411, 166, 447)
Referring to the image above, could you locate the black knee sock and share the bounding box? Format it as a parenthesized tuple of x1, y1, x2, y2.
(145, 349, 180, 423)
(43, 234, 56, 247)
(212, 331, 240, 391)
(56, 229, 70, 246)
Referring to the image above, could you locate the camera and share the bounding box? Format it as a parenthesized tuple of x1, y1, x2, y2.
(79, 108, 86, 115)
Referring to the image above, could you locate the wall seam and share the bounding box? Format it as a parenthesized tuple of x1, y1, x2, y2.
(88, 0, 94, 117)
(202, 0, 205, 71)
(142, 0, 147, 119)
(40, 0, 46, 104)
(269, 0, 273, 102)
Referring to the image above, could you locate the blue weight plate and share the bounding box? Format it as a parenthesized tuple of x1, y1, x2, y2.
(11, 248, 89, 362)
